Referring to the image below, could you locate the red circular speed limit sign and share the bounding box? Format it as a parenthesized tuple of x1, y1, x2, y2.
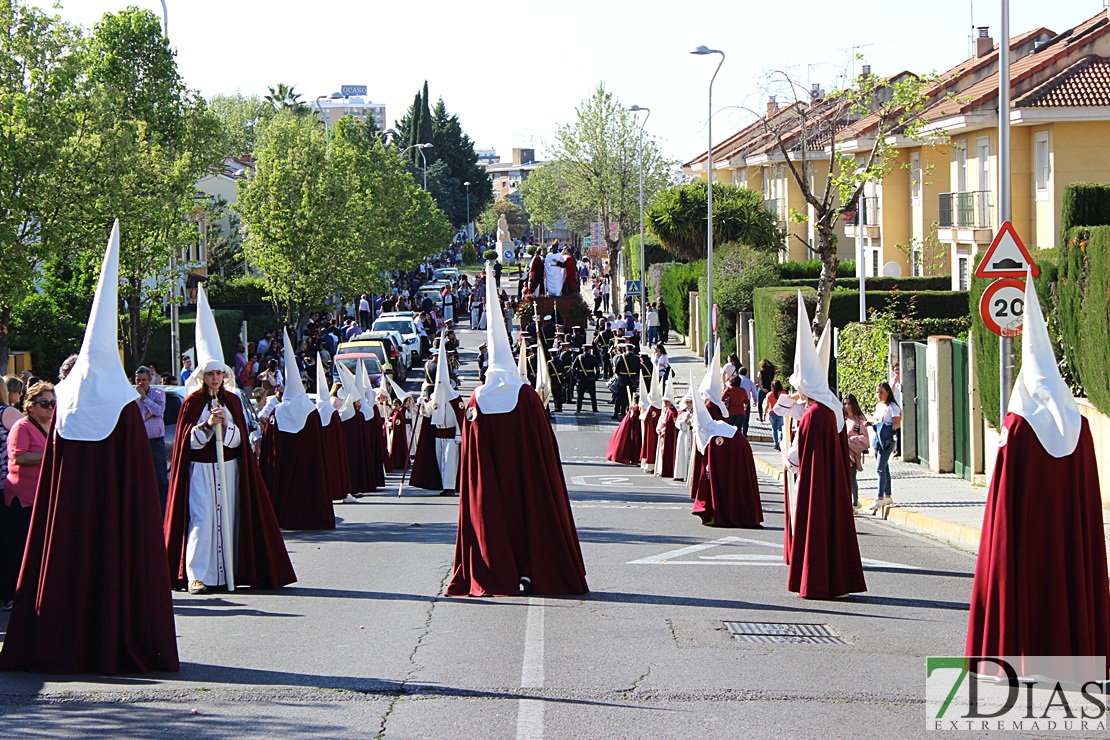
(979, 278, 1026, 338)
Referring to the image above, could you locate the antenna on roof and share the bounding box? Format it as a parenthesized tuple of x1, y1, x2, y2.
(968, 0, 976, 59)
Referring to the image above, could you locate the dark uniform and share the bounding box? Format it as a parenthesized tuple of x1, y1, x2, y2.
(548, 350, 567, 412)
(572, 348, 601, 413)
(595, 327, 615, 376)
(559, 345, 576, 405)
(613, 349, 639, 419)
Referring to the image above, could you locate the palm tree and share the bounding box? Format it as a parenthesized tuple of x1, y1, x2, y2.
(263, 83, 306, 113)
(646, 181, 783, 261)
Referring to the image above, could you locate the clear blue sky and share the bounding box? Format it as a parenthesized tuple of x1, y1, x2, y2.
(30, 0, 1107, 164)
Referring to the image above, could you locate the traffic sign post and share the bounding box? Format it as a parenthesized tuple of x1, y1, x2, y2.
(975, 221, 1040, 279)
(978, 277, 1026, 337)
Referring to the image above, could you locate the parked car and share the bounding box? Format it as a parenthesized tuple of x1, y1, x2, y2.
(415, 281, 449, 311)
(340, 332, 408, 381)
(157, 385, 263, 466)
(433, 267, 460, 286)
(372, 314, 422, 366)
(333, 354, 385, 389)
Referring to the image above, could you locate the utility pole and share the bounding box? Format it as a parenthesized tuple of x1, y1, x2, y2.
(998, 0, 1013, 419)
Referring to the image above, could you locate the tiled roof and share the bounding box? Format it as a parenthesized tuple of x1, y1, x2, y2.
(1014, 55, 1110, 107)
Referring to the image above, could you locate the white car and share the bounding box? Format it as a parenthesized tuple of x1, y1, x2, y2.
(373, 313, 422, 367)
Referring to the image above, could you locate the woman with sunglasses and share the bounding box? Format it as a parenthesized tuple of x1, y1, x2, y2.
(1, 381, 54, 609)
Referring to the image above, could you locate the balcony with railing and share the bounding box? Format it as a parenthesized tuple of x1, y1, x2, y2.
(845, 196, 879, 227)
(938, 191, 991, 229)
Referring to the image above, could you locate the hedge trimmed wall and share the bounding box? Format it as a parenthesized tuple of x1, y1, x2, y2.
(777, 259, 856, 280)
(658, 260, 705, 335)
(753, 287, 971, 385)
(1057, 228, 1110, 415)
(1060, 183, 1110, 238)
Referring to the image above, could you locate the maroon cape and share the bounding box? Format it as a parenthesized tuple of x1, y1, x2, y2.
(321, 415, 352, 501)
(640, 406, 661, 466)
(369, 406, 389, 481)
(261, 414, 335, 530)
(688, 402, 725, 499)
(387, 409, 410, 471)
(564, 254, 580, 295)
(164, 391, 296, 591)
(341, 413, 373, 493)
(410, 398, 465, 491)
(966, 414, 1110, 678)
(785, 402, 866, 599)
(605, 406, 642, 465)
(655, 406, 678, 478)
(446, 386, 588, 596)
(527, 253, 544, 295)
(0, 404, 178, 674)
(692, 432, 764, 528)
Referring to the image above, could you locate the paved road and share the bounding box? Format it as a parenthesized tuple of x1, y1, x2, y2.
(0, 319, 982, 739)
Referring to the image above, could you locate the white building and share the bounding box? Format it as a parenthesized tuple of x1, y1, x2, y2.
(315, 85, 386, 131)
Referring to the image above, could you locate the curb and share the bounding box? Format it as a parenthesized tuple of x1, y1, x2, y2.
(749, 453, 983, 553)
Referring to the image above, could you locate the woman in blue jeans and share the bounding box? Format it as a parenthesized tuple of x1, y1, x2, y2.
(764, 380, 785, 450)
(868, 382, 900, 512)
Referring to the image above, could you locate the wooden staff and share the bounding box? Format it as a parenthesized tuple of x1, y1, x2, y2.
(212, 400, 235, 592)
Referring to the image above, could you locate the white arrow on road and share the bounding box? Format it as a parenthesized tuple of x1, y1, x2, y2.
(628, 536, 922, 571)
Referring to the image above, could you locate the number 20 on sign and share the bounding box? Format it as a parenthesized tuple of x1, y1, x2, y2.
(978, 278, 1026, 338)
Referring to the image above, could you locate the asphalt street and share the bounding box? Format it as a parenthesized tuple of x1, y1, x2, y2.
(0, 319, 990, 739)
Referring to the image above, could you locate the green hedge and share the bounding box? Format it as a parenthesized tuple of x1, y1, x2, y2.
(1060, 183, 1110, 239)
(205, 275, 269, 305)
(777, 259, 856, 280)
(777, 276, 952, 292)
(145, 308, 246, 376)
(753, 287, 971, 386)
(658, 260, 705, 335)
(970, 247, 1061, 429)
(1056, 229, 1110, 416)
(10, 294, 87, 380)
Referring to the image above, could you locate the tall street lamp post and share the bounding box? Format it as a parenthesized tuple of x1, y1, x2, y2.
(629, 105, 651, 313)
(691, 45, 725, 351)
(464, 181, 471, 240)
(315, 92, 343, 154)
(401, 143, 433, 190)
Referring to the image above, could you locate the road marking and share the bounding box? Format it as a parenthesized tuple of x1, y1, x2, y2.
(627, 535, 922, 571)
(516, 597, 544, 740)
(569, 475, 632, 487)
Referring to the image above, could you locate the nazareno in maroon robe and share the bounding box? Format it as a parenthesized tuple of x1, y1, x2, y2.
(321, 415, 352, 501)
(260, 413, 335, 530)
(605, 405, 642, 466)
(692, 432, 764, 528)
(410, 398, 465, 491)
(640, 406, 661, 466)
(966, 414, 1110, 679)
(387, 408, 410, 471)
(688, 402, 725, 499)
(655, 406, 678, 478)
(446, 386, 588, 597)
(164, 390, 297, 591)
(341, 412, 373, 493)
(368, 405, 389, 482)
(785, 402, 866, 599)
(0, 403, 178, 674)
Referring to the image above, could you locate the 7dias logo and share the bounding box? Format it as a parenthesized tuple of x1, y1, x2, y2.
(926, 657, 1108, 732)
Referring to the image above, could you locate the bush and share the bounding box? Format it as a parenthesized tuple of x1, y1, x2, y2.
(625, 232, 677, 282)
(205, 275, 269, 305)
(777, 259, 856, 280)
(837, 318, 897, 413)
(146, 308, 245, 375)
(461, 241, 478, 266)
(482, 248, 498, 262)
(658, 260, 705, 335)
(10, 294, 87, 380)
(1060, 183, 1110, 240)
(753, 287, 971, 386)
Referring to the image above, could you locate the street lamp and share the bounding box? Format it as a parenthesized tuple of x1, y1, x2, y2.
(159, 0, 168, 36)
(629, 104, 651, 314)
(401, 143, 433, 190)
(692, 45, 725, 351)
(315, 92, 343, 154)
(463, 181, 472, 240)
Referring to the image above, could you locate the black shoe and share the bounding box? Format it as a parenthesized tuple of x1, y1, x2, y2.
(439, 489, 455, 496)
(592, 408, 599, 413)
(519, 576, 532, 595)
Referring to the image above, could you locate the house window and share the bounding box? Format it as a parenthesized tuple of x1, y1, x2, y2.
(976, 137, 990, 193)
(910, 152, 921, 204)
(763, 168, 770, 198)
(958, 255, 970, 291)
(911, 244, 923, 276)
(1034, 132, 1050, 200)
(955, 140, 968, 192)
(871, 248, 880, 277)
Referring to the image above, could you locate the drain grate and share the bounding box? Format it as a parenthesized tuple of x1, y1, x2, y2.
(723, 621, 849, 645)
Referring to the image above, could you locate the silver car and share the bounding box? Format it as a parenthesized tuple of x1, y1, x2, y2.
(373, 313, 423, 367)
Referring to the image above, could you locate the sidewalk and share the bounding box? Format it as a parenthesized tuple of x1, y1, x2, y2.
(656, 332, 1110, 558)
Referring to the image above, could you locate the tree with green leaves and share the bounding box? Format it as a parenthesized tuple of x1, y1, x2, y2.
(646, 181, 783, 262)
(477, 200, 528, 239)
(208, 92, 273, 157)
(519, 163, 568, 242)
(263, 82, 307, 114)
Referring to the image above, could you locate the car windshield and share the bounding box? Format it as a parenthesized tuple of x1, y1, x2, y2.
(374, 320, 414, 335)
(337, 344, 385, 360)
(337, 356, 383, 376)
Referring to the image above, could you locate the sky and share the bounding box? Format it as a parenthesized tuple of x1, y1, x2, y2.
(28, 0, 1107, 165)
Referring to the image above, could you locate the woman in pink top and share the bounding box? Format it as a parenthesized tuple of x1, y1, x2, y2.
(2, 381, 54, 609)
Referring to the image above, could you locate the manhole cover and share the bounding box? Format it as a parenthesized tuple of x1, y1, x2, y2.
(723, 621, 848, 645)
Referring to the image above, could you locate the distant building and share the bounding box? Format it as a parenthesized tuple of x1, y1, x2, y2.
(315, 85, 387, 131)
(475, 148, 499, 165)
(483, 148, 543, 204)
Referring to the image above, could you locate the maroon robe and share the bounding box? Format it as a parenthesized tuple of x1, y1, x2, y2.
(692, 433, 764, 528)
(369, 405, 389, 482)
(640, 406, 661, 466)
(605, 405, 642, 465)
(321, 416, 352, 501)
(656, 406, 678, 478)
(341, 413, 373, 493)
(387, 408, 410, 471)
(410, 398, 465, 491)
(446, 386, 588, 596)
(688, 402, 725, 499)
(527, 253, 544, 295)
(966, 414, 1110, 678)
(563, 254, 579, 296)
(786, 402, 866, 599)
(0, 404, 178, 674)
(164, 391, 296, 591)
(261, 414, 335, 530)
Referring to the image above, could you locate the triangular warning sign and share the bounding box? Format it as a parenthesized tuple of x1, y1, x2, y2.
(975, 221, 1040, 278)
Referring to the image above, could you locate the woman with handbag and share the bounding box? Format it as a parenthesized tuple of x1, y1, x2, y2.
(842, 394, 869, 509)
(867, 382, 900, 512)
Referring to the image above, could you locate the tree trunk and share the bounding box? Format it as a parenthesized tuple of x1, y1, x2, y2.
(128, 298, 143, 373)
(0, 306, 10, 375)
(813, 224, 839, 330)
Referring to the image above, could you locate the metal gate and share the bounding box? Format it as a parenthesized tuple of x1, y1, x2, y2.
(914, 342, 929, 468)
(952, 340, 971, 480)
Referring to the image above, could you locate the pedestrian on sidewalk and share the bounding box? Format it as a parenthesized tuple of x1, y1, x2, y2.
(867, 382, 900, 512)
(765, 381, 785, 450)
(842, 394, 869, 509)
(723, 376, 748, 432)
(737, 367, 758, 436)
(757, 359, 776, 422)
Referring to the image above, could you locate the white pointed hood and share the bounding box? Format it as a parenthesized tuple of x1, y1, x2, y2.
(273, 328, 314, 433)
(315, 352, 336, 426)
(661, 375, 676, 407)
(474, 261, 525, 414)
(649, 361, 664, 410)
(355, 356, 375, 419)
(788, 292, 843, 431)
(535, 340, 552, 407)
(54, 220, 139, 441)
(816, 320, 833, 375)
(1008, 270, 1082, 457)
(185, 283, 235, 394)
(638, 371, 650, 418)
(692, 368, 736, 453)
(388, 375, 409, 406)
(698, 339, 729, 417)
(431, 332, 459, 426)
(335, 360, 360, 421)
